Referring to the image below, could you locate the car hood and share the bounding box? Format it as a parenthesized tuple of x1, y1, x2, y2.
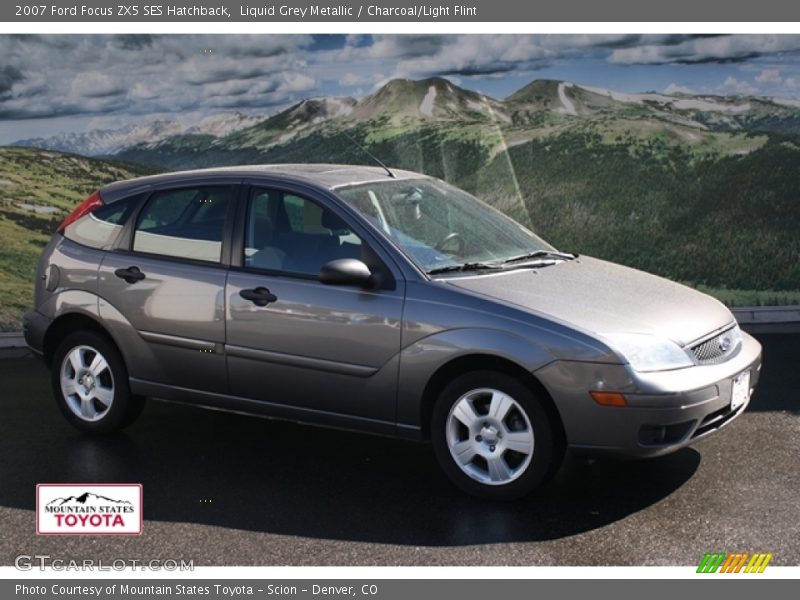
(444, 256, 734, 347)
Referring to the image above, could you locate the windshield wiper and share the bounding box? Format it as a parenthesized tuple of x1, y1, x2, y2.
(428, 251, 576, 275)
(502, 250, 576, 264)
(427, 262, 500, 275)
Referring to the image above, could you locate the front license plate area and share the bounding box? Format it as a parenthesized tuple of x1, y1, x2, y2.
(731, 370, 750, 412)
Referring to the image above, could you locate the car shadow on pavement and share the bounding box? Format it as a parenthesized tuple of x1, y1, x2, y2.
(0, 354, 701, 545)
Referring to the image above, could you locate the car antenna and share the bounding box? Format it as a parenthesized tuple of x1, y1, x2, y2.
(301, 97, 396, 178)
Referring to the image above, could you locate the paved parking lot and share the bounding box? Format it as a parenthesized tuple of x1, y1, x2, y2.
(0, 333, 797, 566)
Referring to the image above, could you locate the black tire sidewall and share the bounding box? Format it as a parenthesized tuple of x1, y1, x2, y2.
(51, 331, 134, 435)
(431, 370, 556, 500)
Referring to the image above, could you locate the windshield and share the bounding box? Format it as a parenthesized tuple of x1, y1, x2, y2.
(335, 178, 556, 273)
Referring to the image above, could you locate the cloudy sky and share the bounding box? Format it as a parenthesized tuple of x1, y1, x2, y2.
(3, 34, 800, 143)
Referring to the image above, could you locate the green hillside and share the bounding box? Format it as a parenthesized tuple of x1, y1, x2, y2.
(480, 132, 800, 296)
(0, 147, 159, 330)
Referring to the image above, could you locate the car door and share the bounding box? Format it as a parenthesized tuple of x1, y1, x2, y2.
(225, 183, 405, 425)
(98, 182, 238, 394)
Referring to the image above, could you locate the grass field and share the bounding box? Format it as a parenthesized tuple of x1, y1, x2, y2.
(0, 147, 158, 330)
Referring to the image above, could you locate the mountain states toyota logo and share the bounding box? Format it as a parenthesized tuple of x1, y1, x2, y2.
(36, 484, 142, 535)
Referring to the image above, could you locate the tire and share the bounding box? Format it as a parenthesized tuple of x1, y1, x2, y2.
(431, 370, 562, 500)
(51, 330, 145, 434)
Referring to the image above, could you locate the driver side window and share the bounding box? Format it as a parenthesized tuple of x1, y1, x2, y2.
(244, 188, 364, 277)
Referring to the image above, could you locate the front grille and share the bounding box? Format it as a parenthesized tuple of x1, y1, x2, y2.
(692, 404, 740, 438)
(690, 326, 741, 365)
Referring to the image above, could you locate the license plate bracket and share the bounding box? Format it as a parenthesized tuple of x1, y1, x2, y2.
(731, 370, 750, 412)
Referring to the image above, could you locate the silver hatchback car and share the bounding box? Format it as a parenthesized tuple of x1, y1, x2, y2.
(24, 164, 762, 499)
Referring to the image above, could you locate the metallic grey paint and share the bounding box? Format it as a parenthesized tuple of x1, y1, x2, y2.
(446, 256, 734, 347)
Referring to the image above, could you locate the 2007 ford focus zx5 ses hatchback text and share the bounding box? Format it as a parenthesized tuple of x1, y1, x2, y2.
(24, 164, 762, 498)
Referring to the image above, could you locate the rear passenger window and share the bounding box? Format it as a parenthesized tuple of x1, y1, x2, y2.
(133, 186, 233, 264)
(64, 194, 141, 249)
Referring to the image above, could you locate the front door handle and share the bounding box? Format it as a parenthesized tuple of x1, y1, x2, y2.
(239, 287, 278, 307)
(114, 266, 146, 284)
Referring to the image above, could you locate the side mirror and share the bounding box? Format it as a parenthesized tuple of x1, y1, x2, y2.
(318, 259, 379, 288)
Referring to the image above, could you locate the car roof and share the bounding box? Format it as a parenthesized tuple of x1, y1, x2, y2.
(100, 163, 428, 201)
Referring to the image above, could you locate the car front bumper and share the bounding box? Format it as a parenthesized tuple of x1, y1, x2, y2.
(535, 330, 763, 457)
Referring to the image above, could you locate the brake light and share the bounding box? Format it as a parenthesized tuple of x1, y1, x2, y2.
(58, 191, 104, 233)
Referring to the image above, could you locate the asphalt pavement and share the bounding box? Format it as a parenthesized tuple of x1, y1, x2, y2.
(0, 333, 797, 566)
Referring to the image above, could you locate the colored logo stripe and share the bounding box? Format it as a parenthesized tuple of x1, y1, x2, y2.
(697, 553, 726, 573)
(720, 553, 748, 573)
(697, 552, 772, 573)
(745, 553, 773, 573)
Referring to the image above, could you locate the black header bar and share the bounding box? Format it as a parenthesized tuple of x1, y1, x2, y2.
(4, 0, 800, 22)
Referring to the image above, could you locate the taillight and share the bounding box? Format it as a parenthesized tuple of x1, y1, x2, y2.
(58, 190, 104, 233)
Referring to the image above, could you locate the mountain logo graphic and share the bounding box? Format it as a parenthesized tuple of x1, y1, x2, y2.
(46, 492, 133, 507)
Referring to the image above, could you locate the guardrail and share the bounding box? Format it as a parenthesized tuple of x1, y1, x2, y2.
(731, 306, 800, 322)
(731, 306, 800, 333)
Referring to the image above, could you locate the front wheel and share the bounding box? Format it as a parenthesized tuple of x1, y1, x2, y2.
(431, 370, 561, 499)
(51, 331, 145, 434)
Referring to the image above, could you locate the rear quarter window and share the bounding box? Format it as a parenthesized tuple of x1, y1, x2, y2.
(63, 194, 141, 250)
(132, 186, 234, 264)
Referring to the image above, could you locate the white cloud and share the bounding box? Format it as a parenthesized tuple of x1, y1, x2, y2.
(784, 77, 800, 89)
(69, 72, 125, 98)
(722, 76, 759, 96)
(0, 35, 315, 119)
(339, 73, 365, 86)
(324, 35, 650, 82)
(281, 73, 316, 93)
(610, 35, 800, 65)
(664, 83, 697, 95)
(756, 68, 782, 84)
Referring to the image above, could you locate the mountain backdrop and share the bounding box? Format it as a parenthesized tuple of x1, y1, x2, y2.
(14, 112, 262, 157)
(2, 77, 800, 330)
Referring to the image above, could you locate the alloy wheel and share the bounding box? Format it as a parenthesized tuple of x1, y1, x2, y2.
(445, 387, 535, 485)
(59, 345, 115, 422)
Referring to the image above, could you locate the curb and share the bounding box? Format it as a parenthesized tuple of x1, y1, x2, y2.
(0, 332, 25, 349)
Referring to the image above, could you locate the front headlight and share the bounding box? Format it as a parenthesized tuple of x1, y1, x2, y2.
(601, 332, 694, 372)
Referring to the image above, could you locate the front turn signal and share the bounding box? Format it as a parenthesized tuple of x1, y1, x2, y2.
(590, 391, 628, 407)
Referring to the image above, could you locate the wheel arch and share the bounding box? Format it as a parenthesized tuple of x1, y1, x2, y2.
(418, 353, 566, 448)
(43, 312, 118, 367)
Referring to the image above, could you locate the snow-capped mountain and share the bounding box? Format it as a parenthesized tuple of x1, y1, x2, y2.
(350, 77, 508, 123)
(14, 112, 262, 157)
(16, 77, 800, 170)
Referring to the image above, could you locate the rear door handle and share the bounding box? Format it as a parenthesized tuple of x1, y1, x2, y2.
(114, 266, 146, 284)
(239, 287, 278, 307)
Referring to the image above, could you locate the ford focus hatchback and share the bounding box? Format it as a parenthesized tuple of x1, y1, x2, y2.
(24, 164, 762, 499)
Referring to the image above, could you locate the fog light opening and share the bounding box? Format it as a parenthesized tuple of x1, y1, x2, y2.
(590, 391, 628, 407)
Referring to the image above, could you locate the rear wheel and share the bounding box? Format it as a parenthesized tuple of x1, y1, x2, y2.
(431, 370, 561, 499)
(51, 331, 145, 434)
